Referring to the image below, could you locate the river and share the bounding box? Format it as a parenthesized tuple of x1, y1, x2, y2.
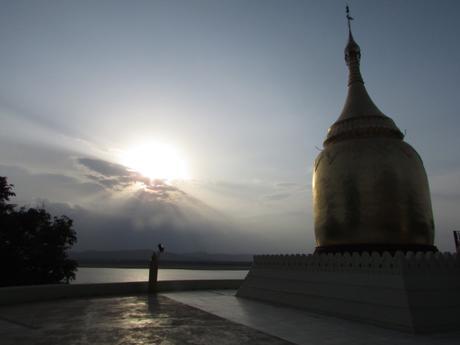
(72, 267, 248, 284)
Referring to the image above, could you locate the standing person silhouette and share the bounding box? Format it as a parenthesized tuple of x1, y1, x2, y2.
(148, 243, 165, 293)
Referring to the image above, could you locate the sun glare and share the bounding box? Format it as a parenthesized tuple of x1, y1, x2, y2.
(119, 142, 190, 181)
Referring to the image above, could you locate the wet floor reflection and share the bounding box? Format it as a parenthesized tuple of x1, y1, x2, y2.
(0, 295, 293, 345)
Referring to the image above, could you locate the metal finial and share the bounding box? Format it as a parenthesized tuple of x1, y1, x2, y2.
(346, 4, 354, 33)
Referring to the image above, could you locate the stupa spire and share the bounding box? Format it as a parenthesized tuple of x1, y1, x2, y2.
(344, 5, 362, 82)
(323, 6, 403, 145)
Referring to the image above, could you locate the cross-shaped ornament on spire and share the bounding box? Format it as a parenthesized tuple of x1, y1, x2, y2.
(346, 5, 354, 32)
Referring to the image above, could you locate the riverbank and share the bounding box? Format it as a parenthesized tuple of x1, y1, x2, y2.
(77, 261, 252, 270)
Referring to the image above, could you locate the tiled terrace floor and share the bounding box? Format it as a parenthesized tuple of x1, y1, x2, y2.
(0, 294, 292, 345)
(1, 290, 459, 345)
(163, 290, 460, 345)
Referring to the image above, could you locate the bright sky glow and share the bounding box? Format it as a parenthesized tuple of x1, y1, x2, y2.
(119, 142, 190, 181)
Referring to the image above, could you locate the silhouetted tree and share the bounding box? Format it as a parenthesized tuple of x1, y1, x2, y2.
(0, 176, 15, 213)
(0, 176, 77, 286)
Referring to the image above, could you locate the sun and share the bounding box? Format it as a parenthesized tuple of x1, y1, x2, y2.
(119, 142, 190, 181)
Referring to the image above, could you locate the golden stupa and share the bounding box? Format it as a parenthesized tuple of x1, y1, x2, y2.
(312, 14, 436, 253)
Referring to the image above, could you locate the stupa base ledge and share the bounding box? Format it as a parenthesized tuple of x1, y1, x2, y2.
(237, 252, 460, 333)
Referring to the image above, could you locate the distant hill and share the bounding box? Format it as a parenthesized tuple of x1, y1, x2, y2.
(70, 250, 253, 269)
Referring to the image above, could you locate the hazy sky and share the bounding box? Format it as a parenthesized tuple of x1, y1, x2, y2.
(1, 0, 459, 253)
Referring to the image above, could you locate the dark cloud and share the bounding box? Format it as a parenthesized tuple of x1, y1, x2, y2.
(78, 157, 150, 189)
(77, 157, 182, 199)
(2, 162, 278, 253)
(43, 196, 271, 253)
(83, 174, 126, 189)
(145, 180, 185, 200)
(77, 158, 193, 201)
(78, 158, 129, 177)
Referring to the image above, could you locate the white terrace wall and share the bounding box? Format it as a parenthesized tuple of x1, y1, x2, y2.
(237, 252, 460, 333)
